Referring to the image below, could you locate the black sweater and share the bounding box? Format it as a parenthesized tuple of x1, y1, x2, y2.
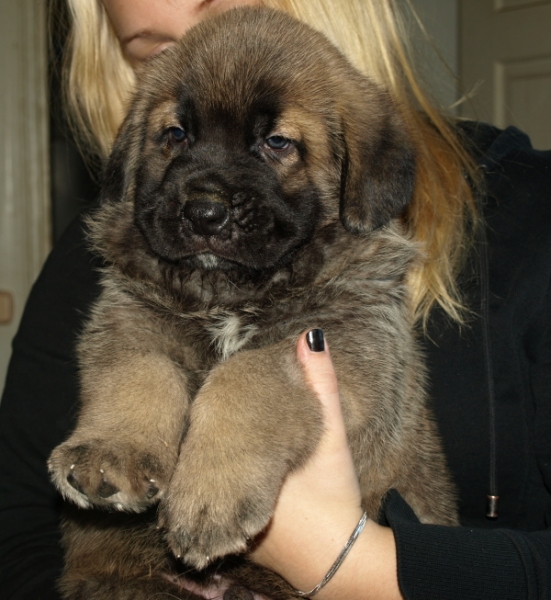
(1, 124, 550, 599)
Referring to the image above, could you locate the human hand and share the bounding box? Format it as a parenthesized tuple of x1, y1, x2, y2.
(250, 329, 402, 600)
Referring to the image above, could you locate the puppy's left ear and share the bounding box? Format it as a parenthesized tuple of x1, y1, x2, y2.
(100, 112, 143, 204)
(340, 86, 416, 233)
(100, 144, 128, 204)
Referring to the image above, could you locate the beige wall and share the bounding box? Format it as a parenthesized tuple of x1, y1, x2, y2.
(408, 0, 460, 111)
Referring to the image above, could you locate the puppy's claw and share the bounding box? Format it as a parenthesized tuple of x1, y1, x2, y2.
(97, 479, 119, 499)
(145, 483, 159, 499)
(67, 471, 84, 494)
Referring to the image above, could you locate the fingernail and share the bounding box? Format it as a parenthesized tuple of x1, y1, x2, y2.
(306, 328, 325, 352)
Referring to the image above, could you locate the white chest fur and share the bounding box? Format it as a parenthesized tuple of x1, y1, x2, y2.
(207, 313, 258, 361)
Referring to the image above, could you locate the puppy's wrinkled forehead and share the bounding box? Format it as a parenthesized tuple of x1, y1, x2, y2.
(139, 7, 346, 125)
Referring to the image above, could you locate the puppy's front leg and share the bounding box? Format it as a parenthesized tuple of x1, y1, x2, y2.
(163, 339, 323, 569)
(49, 290, 193, 512)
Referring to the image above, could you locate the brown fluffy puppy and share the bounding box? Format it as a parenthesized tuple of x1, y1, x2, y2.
(49, 7, 457, 599)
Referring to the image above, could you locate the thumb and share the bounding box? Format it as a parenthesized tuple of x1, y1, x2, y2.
(296, 329, 345, 440)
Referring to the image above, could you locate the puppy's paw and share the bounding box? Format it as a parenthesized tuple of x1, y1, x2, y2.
(48, 438, 177, 511)
(162, 452, 281, 569)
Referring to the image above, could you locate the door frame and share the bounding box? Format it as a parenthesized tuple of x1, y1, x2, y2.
(0, 0, 51, 389)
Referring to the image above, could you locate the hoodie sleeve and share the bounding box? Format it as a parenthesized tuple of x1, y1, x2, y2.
(384, 489, 551, 600)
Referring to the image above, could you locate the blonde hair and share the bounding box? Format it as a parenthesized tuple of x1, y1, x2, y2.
(55, 0, 479, 325)
(56, 0, 135, 159)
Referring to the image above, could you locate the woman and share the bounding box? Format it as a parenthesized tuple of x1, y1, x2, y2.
(0, 0, 550, 598)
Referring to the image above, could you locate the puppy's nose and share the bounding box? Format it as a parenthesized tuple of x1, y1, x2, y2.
(183, 199, 228, 236)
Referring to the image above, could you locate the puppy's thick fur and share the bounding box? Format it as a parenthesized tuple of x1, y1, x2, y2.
(49, 7, 457, 599)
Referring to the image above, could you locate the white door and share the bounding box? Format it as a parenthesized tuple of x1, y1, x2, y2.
(460, 0, 551, 150)
(0, 0, 50, 390)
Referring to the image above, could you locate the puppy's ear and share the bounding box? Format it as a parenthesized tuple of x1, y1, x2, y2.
(100, 116, 141, 204)
(340, 87, 416, 233)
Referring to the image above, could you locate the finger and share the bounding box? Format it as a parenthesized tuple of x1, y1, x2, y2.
(296, 329, 346, 440)
(295, 329, 362, 503)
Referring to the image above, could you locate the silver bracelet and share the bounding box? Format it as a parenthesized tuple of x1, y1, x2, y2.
(293, 511, 368, 598)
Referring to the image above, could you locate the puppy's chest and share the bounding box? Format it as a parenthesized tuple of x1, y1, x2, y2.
(206, 313, 260, 361)
(203, 299, 299, 361)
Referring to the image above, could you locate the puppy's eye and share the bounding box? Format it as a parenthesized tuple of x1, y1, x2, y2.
(265, 135, 292, 151)
(167, 127, 187, 144)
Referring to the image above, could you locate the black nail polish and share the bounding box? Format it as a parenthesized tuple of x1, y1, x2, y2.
(306, 328, 325, 352)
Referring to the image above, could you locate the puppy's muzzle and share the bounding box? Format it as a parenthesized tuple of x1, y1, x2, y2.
(183, 196, 229, 237)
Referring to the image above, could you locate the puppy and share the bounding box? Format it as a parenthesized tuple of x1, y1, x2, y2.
(49, 7, 457, 599)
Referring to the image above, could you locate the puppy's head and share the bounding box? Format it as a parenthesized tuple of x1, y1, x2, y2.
(101, 7, 415, 276)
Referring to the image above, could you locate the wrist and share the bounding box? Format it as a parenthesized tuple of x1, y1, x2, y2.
(252, 510, 401, 600)
(293, 511, 368, 597)
(252, 505, 365, 593)
(316, 518, 401, 600)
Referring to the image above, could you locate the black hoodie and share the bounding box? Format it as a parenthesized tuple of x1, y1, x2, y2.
(1, 123, 550, 599)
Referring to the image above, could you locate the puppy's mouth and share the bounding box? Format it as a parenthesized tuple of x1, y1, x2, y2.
(187, 252, 237, 271)
(136, 185, 315, 273)
(172, 195, 285, 270)
(174, 209, 296, 271)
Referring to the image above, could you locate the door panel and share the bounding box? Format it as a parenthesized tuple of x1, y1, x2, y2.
(460, 0, 551, 149)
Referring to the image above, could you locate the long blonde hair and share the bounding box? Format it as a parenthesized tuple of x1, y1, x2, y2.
(54, 0, 479, 325)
